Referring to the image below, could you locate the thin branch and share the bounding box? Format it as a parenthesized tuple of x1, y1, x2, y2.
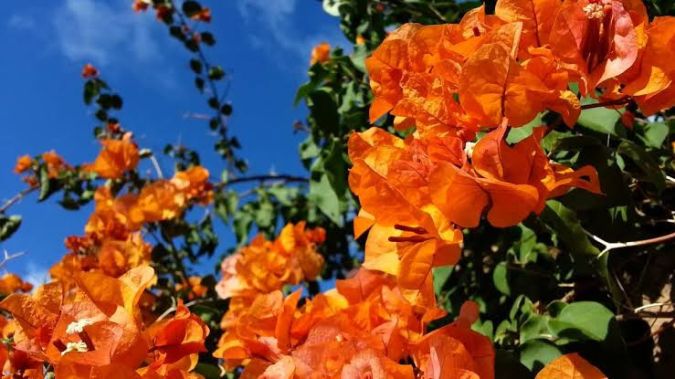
(580, 97, 630, 110)
(218, 174, 308, 188)
(148, 154, 164, 179)
(0, 250, 25, 271)
(584, 229, 675, 258)
(0, 186, 38, 214)
(633, 302, 672, 313)
(156, 298, 209, 321)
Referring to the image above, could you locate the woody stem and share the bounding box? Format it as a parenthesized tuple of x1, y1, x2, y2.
(585, 229, 675, 257)
(0, 186, 38, 214)
(218, 174, 308, 187)
(580, 97, 631, 110)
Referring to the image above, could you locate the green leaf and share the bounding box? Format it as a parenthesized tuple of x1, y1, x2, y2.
(182, 1, 202, 17)
(540, 200, 601, 259)
(433, 266, 452, 295)
(323, 0, 345, 16)
(0, 215, 22, 242)
(307, 88, 340, 134)
(83, 80, 100, 105)
(493, 262, 510, 295)
(200, 32, 216, 46)
(38, 166, 52, 201)
(254, 200, 275, 229)
(519, 340, 561, 371)
(616, 139, 666, 191)
(550, 301, 614, 341)
(299, 137, 320, 167)
(208, 66, 225, 81)
(577, 99, 621, 135)
(233, 210, 253, 244)
(350, 44, 368, 73)
(520, 315, 551, 344)
(496, 350, 533, 379)
(189, 59, 203, 74)
(195, 363, 222, 379)
(506, 115, 541, 144)
(638, 122, 669, 148)
(516, 224, 539, 263)
(309, 174, 342, 225)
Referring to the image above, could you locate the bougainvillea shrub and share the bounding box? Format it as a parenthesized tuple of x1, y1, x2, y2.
(0, 0, 673, 378)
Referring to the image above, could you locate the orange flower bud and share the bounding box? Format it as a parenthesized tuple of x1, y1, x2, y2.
(310, 42, 331, 65)
(13, 155, 33, 174)
(81, 63, 98, 79)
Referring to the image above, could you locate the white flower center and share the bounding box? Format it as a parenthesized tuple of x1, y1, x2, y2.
(61, 341, 89, 356)
(464, 141, 476, 159)
(583, 3, 605, 19)
(66, 318, 94, 335)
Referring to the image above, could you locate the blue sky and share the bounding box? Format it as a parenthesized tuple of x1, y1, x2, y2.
(0, 0, 346, 285)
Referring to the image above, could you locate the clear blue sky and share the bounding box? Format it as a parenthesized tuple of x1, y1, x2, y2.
(0, 0, 346, 284)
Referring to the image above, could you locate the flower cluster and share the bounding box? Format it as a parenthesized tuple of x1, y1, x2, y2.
(0, 266, 209, 378)
(13, 151, 71, 187)
(213, 224, 494, 379)
(4, 118, 214, 377)
(352, 0, 675, 309)
(367, 0, 674, 131)
(48, 131, 212, 282)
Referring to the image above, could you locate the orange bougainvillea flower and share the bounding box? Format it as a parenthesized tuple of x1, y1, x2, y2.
(218, 267, 490, 378)
(458, 27, 580, 127)
(190, 8, 212, 23)
(621, 16, 675, 115)
(348, 128, 462, 304)
(413, 301, 494, 379)
(0, 274, 33, 296)
(216, 222, 325, 300)
(176, 276, 209, 300)
(97, 233, 152, 278)
(171, 165, 213, 205)
(429, 123, 601, 228)
(84, 133, 140, 179)
(13, 155, 33, 174)
(145, 300, 209, 364)
(42, 150, 71, 178)
(81, 63, 99, 79)
(367, 2, 673, 130)
(155, 5, 173, 20)
(132, 0, 150, 12)
(548, 0, 644, 94)
(310, 42, 331, 65)
(495, 0, 561, 53)
(536, 353, 607, 378)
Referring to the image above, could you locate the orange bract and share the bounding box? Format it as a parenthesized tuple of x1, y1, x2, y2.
(367, 0, 674, 130)
(217, 265, 492, 378)
(0, 266, 208, 378)
(84, 133, 140, 179)
(348, 122, 600, 302)
(216, 222, 326, 301)
(0, 274, 33, 296)
(42, 150, 71, 179)
(536, 353, 607, 378)
(310, 42, 331, 65)
(81, 63, 99, 79)
(13, 155, 33, 174)
(190, 8, 212, 23)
